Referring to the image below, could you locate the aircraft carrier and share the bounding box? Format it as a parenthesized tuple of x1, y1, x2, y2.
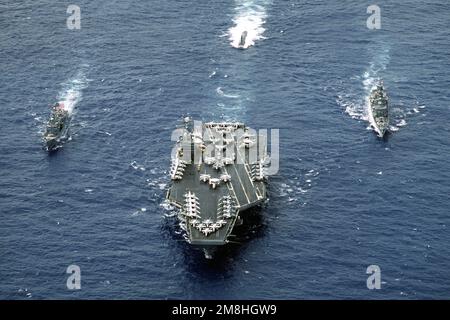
(166, 119, 269, 256)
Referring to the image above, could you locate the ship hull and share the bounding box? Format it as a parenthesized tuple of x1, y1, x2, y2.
(368, 104, 389, 138)
(44, 117, 71, 151)
(368, 82, 389, 138)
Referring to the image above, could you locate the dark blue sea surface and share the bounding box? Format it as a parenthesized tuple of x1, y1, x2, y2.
(1, 0, 449, 299)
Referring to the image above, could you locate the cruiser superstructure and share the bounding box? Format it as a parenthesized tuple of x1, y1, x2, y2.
(368, 80, 389, 137)
(166, 119, 269, 256)
(44, 102, 71, 151)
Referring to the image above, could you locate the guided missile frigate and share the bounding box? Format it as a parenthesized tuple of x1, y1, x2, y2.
(166, 119, 269, 256)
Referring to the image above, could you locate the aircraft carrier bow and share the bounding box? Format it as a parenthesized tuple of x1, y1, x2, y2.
(166, 119, 269, 254)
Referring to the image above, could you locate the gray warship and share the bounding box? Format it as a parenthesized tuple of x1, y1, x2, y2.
(44, 102, 71, 151)
(166, 119, 269, 257)
(368, 80, 389, 137)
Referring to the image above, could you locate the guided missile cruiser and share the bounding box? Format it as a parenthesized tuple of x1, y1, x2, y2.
(368, 80, 389, 137)
(166, 119, 269, 257)
(43, 102, 71, 151)
(238, 31, 248, 49)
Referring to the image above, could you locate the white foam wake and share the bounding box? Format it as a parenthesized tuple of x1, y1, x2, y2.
(336, 43, 426, 135)
(336, 46, 391, 124)
(228, 0, 271, 49)
(216, 86, 240, 99)
(57, 68, 89, 115)
(360, 48, 426, 133)
(362, 46, 390, 121)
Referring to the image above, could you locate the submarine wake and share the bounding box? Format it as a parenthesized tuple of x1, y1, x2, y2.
(228, 0, 271, 49)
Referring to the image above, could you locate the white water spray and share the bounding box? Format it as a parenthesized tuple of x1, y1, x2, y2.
(57, 68, 89, 115)
(228, 0, 271, 49)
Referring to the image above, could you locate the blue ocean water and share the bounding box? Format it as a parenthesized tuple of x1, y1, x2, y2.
(1, 0, 449, 299)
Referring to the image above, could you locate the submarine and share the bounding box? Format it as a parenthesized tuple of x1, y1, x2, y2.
(238, 31, 248, 49)
(43, 102, 71, 151)
(166, 119, 269, 257)
(368, 80, 389, 137)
